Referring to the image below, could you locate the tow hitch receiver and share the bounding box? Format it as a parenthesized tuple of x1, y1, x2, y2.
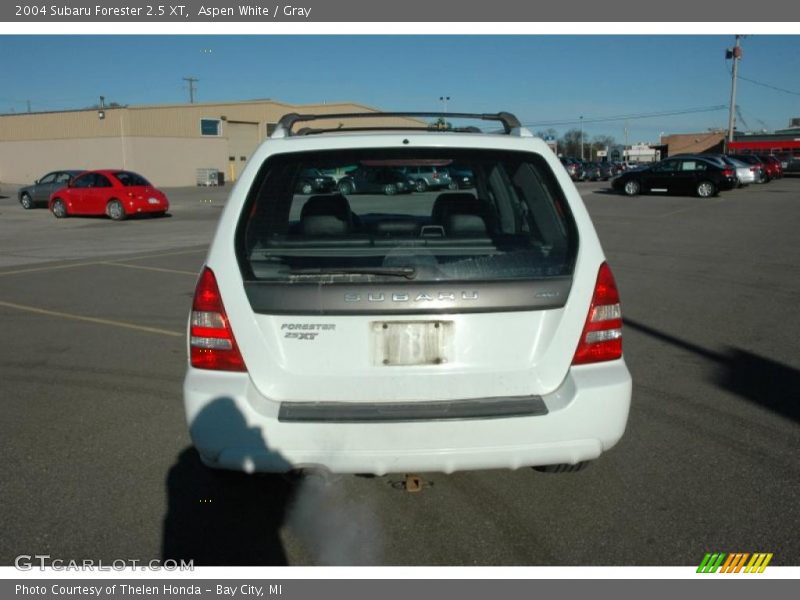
(404, 474, 423, 493)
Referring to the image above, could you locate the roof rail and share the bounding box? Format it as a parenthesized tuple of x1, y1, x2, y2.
(272, 111, 524, 138)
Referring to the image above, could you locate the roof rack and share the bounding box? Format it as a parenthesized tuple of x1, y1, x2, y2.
(272, 111, 525, 138)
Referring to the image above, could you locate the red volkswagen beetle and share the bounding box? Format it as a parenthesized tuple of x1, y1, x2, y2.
(49, 170, 169, 221)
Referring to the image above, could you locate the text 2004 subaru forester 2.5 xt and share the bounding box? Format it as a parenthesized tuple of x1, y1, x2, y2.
(183, 112, 632, 475)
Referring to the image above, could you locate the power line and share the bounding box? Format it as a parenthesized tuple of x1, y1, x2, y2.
(523, 105, 728, 128)
(736, 73, 800, 97)
(724, 58, 800, 97)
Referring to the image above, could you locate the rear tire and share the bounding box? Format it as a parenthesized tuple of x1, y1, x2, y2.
(383, 184, 397, 196)
(415, 179, 428, 193)
(696, 181, 716, 198)
(51, 199, 67, 218)
(106, 199, 126, 221)
(20, 193, 34, 209)
(533, 462, 589, 474)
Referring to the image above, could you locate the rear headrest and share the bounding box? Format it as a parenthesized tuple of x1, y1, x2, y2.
(300, 194, 353, 235)
(445, 214, 487, 236)
(431, 193, 496, 232)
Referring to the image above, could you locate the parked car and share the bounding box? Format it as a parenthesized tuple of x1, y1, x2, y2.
(612, 156, 737, 197)
(671, 154, 755, 187)
(723, 156, 757, 186)
(774, 152, 800, 175)
(598, 162, 616, 181)
(49, 170, 169, 221)
(757, 155, 783, 180)
(728, 154, 769, 183)
(337, 166, 413, 195)
(295, 168, 336, 195)
(402, 164, 454, 192)
(582, 162, 602, 181)
(18, 170, 84, 209)
(183, 110, 631, 476)
(447, 165, 475, 189)
(559, 157, 581, 181)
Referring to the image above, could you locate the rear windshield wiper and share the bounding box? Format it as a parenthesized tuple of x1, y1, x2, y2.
(286, 267, 417, 279)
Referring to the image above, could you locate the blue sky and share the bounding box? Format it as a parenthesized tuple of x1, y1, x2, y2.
(1, 35, 798, 143)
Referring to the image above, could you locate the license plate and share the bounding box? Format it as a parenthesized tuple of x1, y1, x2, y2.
(147, 197, 160, 205)
(372, 321, 453, 366)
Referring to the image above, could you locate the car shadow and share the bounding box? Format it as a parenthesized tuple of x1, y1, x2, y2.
(161, 398, 296, 565)
(591, 188, 620, 196)
(625, 318, 799, 424)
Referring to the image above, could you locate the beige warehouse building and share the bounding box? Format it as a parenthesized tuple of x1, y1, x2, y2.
(0, 100, 417, 187)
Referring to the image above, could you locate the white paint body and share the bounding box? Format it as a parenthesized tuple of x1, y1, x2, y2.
(183, 129, 632, 474)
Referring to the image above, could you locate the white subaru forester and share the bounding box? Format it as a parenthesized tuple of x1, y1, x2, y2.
(183, 112, 632, 475)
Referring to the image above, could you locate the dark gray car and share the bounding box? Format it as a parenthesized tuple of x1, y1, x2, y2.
(18, 170, 84, 209)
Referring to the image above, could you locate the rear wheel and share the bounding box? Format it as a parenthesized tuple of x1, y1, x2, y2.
(696, 181, 716, 198)
(533, 462, 589, 474)
(20, 193, 34, 209)
(623, 180, 640, 196)
(383, 184, 398, 196)
(300, 182, 313, 195)
(106, 199, 126, 221)
(415, 179, 428, 193)
(51, 199, 67, 218)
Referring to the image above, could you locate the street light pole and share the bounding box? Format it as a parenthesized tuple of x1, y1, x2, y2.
(439, 96, 450, 114)
(579, 115, 584, 161)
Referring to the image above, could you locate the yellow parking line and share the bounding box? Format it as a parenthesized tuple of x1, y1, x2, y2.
(101, 262, 197, 276)
(0, 300, 183, 337)
(0, 248, 206, 277)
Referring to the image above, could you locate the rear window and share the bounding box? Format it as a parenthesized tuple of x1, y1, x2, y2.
(114, 172, 150, 187)
(236, 148, 578, 284)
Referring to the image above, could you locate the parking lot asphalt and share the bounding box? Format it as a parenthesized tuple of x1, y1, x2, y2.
(1, 179, 798, 566)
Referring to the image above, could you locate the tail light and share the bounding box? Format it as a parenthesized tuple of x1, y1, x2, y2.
(572, 262, 623, 365)
(722, 168, 734, 178)
(189, 267, 246, 371)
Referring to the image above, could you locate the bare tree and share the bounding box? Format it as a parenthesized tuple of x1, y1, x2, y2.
(560, 129, 583, 158)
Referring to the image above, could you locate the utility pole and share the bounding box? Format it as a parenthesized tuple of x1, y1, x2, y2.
(579, 115, 584, 160)
(26, 100, 31, 113)
(183, 77, 199, 104)
(727, 35, 742, 145)
(624, 120, 629, 162)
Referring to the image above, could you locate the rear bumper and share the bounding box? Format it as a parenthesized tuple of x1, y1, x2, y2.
(183, 360, 632, 475)
(129, 199, 169, 214)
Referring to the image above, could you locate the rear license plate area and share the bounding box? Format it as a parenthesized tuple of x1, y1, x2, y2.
(372, 321, 453, 366)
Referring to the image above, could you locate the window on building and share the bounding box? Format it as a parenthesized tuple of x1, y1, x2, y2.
(200, 119, 221, 136)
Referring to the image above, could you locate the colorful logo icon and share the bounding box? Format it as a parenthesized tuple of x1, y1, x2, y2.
(697, 553, 773, 573)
